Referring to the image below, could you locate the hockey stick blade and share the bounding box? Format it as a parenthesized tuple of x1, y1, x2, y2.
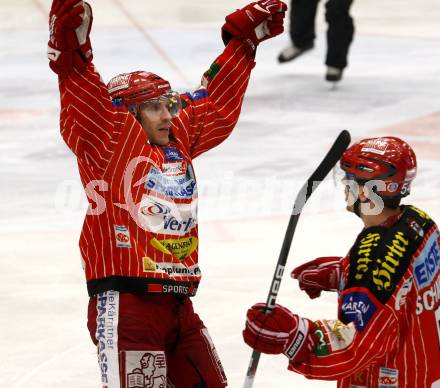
(243, 129, 351, 388)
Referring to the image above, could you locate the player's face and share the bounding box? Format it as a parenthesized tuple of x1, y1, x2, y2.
(344, 183, 355, 212)
(139, 101, 173, 146)
(343, 178, 361, 213)
(138, 93, 181, 146)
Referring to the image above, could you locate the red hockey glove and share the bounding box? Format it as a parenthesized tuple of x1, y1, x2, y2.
(291, 256, 342, 299)
(243, 303, 316, 363)
(222, 0, 287, 57)
(47, 0, 93, 77)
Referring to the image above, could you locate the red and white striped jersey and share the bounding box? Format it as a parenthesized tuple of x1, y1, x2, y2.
(57, 39, 255, 297)
(291, 205, 440, 388)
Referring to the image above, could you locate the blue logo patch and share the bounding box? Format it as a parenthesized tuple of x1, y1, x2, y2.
(413, 231, 440, 289)
(163, 147, 183, 162)
(191, 89, 208, 101)
(144, 164, 197, 199)
(111, 98, 124, 108)
(341, 291, 377, 332)
(183, 89, 208, 102)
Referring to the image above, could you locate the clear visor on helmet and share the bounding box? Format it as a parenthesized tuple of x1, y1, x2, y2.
(333, 164, 350, 191)
(333, 165, 363, 198)
(138, 91, 181, 119)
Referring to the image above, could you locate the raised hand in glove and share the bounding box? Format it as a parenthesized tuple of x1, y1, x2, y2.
(243, 303, 316, 364)
(291, 256, 342, 299)
(48, 0, 93, 77)
(222, 0, 287, 57)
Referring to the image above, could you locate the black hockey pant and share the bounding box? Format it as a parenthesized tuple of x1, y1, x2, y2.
(288, 0, 354, 69)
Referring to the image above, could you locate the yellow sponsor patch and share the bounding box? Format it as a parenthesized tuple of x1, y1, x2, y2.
(143, 257, 157, 272)
(150, 237, 198, 260)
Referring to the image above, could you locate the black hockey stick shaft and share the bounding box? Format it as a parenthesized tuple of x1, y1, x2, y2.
(243, 130, 351, 388)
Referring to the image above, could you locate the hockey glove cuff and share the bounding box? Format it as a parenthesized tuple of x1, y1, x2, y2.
(243, 303, 317, 363)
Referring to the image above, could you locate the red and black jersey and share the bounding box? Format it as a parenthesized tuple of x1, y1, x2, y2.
(58, 39, 255, 297)
(291, 205, 440, 387)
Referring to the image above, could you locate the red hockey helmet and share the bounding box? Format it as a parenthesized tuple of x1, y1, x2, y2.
(340, 136, 417, 198)
(107, 71, 171, 108)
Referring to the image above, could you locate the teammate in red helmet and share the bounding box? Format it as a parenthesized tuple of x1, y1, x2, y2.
(243, 136, 440, 387)
(47, 0, 287, 386)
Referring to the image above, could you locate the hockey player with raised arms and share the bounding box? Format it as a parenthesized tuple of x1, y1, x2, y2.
(243, 137, 440, 387)
(47, 0, 286, 386)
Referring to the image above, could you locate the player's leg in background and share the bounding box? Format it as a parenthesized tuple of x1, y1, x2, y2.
(324, 0, 355, 81)
(166, 298, 227, 388)
(290, 0, 320, 48)
(278, 0, 319, 63)
(87, 292, 176, 388)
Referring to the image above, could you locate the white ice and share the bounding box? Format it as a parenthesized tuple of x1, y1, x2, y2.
(1, 0, 439, 387)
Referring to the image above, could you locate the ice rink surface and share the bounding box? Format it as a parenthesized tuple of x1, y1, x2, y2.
(1, 0, 439, 387)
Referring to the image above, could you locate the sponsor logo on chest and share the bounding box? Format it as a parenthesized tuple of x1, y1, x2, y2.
(354, 232, 381, 281)
(378, 367, 398, 388)
(413, 231, 440, 290)
(142, 257, 201, 277)
(395, 277, 413, 311)
(114, 225, 131, 248)
(372, 231, 409, 292)
(162, 161, 187, 176)
(416, 275, 440, 315)
(144, 164, 197, 199)
(150, 236, 198, 260)
(162, 147, 183, 162)
(138, 196, 197, 236)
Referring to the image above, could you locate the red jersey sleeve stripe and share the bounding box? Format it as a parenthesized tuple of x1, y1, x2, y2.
(59, 64, 118, 171)
(292, 309, 398, 380)
(172, 40, 253, 158)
